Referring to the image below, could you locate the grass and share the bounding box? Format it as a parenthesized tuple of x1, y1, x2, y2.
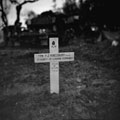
(0, 38, 120, 120)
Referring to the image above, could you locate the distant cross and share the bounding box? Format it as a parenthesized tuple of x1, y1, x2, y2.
(34, 37, 74, 94)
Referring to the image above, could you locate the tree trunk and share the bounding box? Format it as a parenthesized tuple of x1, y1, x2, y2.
(14, 4, 22, 25)
(0, 0, 8, 26)
(0, 0, 9, 47)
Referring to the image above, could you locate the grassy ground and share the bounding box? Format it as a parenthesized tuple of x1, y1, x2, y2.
(0, 38, 120, 120)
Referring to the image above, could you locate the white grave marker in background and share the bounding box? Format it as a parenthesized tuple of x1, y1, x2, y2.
(34, 38, 74, 94)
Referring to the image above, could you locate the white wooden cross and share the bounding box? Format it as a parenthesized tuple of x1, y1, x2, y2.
(34, 37, 74, 94)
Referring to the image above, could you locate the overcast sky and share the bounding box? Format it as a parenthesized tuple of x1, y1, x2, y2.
(7, 0, 64, 26)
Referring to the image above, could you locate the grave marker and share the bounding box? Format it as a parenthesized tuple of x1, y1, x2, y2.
(34, 37, 74, 94)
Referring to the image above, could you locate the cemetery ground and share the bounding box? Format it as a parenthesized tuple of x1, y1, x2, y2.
(0, 38, 120, 120)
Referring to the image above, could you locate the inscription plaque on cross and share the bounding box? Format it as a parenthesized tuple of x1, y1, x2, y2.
(34, 38, 74, 94)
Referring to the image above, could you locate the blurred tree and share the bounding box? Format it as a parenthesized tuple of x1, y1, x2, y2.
(25, 10, 37, 26)
(79, 0, 91, 26)
(63, 0, 79, 16)
(0, 0, 39, 47)
(10, 0, 39, 26)
(79, 0, 120, 29)
(52, 0, 57, 11)
(0, 0, 11, 27)
(0, 0, 12, 46)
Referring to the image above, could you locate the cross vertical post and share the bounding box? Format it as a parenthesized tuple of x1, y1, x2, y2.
(49, 38, 59, 94)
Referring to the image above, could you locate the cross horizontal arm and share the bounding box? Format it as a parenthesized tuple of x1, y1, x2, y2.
(34, 52, 74, 63)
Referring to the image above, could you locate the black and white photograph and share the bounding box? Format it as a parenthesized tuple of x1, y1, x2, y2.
(0, 0, 120, 120)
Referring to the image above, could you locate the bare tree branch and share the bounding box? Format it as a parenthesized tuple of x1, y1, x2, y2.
(21, 0, 38, 6)
(13, 0, 39, 25)
(10, 0, 38, 5)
